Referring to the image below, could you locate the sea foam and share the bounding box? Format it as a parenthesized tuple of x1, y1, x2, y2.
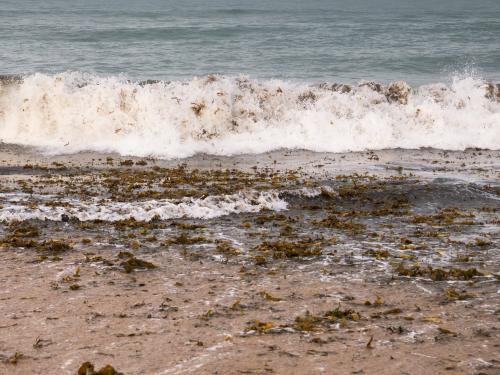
(0, 72, 498, 158)
(0, 190, 287, 222)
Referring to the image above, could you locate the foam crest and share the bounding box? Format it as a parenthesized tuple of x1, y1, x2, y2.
(0, 73, 498, 158)
(0, 191, 287, 222)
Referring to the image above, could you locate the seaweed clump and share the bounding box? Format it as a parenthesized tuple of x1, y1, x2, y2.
(119, 160, 134, 167)
(363, 249, 390, 259)
(324, 306, 361, 322)
(7, 221, 40, 237)
(37, 240, 73, 254)
(411, 208, 475, 226)
(244, 320, 274, 333)
(164, 233, 208, 246)
(445, 288, 473, 301)
(293, 312, 323, 332)
(113, 218, 164, 231)
(215, 241, 240, 257)
(118, 252, 157, 273)
(394, 264, 482, 281)
(316, 215, 365, 233)
(292, 307, 361, 332)
(1, 223, 72, 255)
(77, 361, 123, 375)
(255, 239, 321, 259)
(1, 221, 40, 248)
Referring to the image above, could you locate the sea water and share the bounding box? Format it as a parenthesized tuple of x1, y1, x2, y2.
(0, 0, 499, 157)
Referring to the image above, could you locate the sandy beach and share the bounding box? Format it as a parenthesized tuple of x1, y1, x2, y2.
(0, 145, 498, 374)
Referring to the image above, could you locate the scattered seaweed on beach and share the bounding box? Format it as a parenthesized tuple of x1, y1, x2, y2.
(37, 240, 73, 254)
(113, 218, 165, 231)
(165, 233, 209, 246)
(363, 249, 390, 259)
(0, 225, 73, 255)
(316, 215, 366, 233)
(198, 309, 216, 321)
(293, 312, 323, 332)
(445, 288, 473, 301)
(255, 239, 322, 259)
(411, 208, 476, 226)
(215, 241, 241, 257)
(253, 255, 267, 266)
(394, 264, 483, 280)
(259, 291, 281, 301)
(77, 362, 123, 375)
(118, 252, 157, 273)
(291, 306, 361, 332)
(245, 320, 274, 333)
(0, 221, 41, 248)
(324, 306, 361, 322)
(4, 352, 23, 365)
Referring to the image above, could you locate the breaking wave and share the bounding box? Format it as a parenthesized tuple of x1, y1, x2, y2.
(0, 190, 287, 222)
(0, 72, 499, 158)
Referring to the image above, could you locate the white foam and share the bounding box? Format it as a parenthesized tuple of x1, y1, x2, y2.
(0, 72, 498, 158)
(0, 190, 287, 222)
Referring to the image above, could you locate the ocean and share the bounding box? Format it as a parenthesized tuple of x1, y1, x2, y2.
(0, 0, 499, 158)
(1, 0, 500, 84)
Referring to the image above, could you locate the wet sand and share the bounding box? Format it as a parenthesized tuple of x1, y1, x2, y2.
(0, 144, 499, 375)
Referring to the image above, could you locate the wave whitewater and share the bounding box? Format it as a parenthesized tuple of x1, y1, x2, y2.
(0, 72, 499, 158)
(0, 190, 287, 222)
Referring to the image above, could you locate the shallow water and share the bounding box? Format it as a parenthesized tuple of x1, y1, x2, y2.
(0, 148, 498, 374)
(0, 149, 498, 274)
